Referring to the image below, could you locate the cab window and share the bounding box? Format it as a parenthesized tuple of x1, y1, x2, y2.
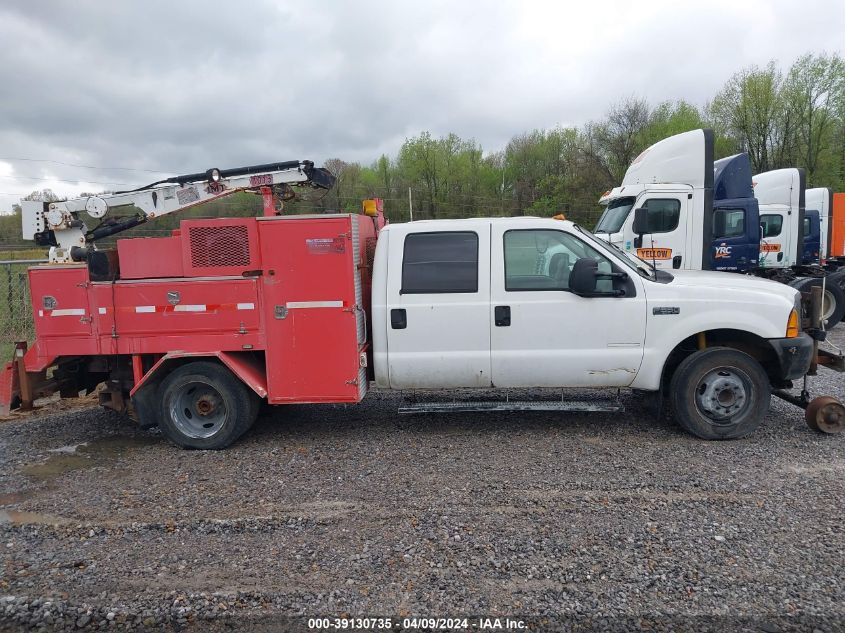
(641, 198, 681, 233)
(401, 231, 478, 294)
(713, 209, 745, 239)
(503, 229, 613, 293)
(760, 214, 783, 238)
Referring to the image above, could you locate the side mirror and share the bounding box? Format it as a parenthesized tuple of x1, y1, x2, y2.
(632, 207, 650, 235)
(570, 258, 598, 295)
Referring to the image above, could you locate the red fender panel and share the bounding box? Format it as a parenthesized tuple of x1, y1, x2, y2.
(131, 351, 267, 398)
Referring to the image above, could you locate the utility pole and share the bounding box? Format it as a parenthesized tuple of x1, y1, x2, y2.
(501, 161, 506, 216)
(408, 187, 414, 222)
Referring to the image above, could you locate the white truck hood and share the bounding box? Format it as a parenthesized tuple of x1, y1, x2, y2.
(667, 270, 799, 303)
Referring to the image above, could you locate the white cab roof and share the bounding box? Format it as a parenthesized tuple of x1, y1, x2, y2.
(752, 169, 801, 207)
(599, 129, 708, 204)
(805, 187, 831, 215)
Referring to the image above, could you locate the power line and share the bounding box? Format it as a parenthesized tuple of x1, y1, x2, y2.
(0, 175, 133, 187)
(0, 157, 173, 174)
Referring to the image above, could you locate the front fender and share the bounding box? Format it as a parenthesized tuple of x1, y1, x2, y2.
(631, 306, 787, 390)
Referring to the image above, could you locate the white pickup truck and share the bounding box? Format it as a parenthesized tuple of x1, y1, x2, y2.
(371, 217, 813, 440)
(9, 178, 823, 450)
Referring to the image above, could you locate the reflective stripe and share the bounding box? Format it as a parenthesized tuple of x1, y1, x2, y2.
(237, 302, 255, 310)
(173, 304, 206, 312)
(50, 308, 86, 317)
(135, 306, 156, 313)
(286, 301, 343, 309)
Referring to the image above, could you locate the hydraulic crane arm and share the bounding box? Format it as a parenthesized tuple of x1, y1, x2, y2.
(21, 160, 335, 263)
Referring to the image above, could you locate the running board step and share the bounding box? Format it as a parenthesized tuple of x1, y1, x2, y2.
(398, 400, 624, 414)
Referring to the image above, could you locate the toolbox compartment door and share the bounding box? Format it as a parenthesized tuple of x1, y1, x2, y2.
(258, 215, 364, 403)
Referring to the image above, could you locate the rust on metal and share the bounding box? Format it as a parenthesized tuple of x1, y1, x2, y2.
(805, 396, 845, 434)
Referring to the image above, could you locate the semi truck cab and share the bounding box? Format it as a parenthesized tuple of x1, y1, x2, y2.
(752, 168, 806, 269)
(804, 187, 832, 264)
(593, 129, 845, 328)
(595, 130, 760, 273)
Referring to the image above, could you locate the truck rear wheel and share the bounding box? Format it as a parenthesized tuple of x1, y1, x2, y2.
(158, 361, 258, 450)
(669, 347, 770, 440)
(825, 271, 845, 325)
(794, 277, 845, 327)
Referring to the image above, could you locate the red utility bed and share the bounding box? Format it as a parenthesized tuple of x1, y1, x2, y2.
(19, 212, 378, 405)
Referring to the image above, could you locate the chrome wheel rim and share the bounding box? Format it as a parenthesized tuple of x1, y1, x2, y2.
(169, 381, 227, 439)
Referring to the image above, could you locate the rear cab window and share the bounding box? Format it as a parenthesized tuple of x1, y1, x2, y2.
(401, 231, 478, 294)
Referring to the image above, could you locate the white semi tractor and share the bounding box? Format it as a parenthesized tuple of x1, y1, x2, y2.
(594, 129, 845, 326)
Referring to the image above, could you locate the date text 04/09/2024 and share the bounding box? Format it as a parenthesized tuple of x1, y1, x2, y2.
(307, 617, 528, 630)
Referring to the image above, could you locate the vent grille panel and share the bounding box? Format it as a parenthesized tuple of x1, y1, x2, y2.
(189, 225, 251, 268)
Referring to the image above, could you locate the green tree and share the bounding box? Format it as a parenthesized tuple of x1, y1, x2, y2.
(784, 52, 845, 183)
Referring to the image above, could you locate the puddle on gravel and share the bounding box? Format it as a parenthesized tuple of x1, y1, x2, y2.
(0, 492, 28, 505)
(22, 435, 158, 482)
(0, 509, 70, 525)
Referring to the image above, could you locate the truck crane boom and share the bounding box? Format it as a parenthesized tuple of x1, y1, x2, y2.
(20, 159, 335, 263)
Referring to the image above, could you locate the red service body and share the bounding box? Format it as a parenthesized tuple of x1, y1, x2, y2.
(15, 211, 381, 410)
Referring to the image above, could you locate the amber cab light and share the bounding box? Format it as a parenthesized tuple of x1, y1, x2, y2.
(786, 309, 800, 338)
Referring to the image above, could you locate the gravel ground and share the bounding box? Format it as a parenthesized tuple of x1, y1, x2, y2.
(0, 329, 843, 632)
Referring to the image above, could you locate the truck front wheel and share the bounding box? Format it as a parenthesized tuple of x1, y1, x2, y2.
(669, 347, 770, 440)
(158, 361, 259, 449)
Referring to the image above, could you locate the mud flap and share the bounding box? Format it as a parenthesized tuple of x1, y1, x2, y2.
(130, 380, 162, 429)
(0, 360, 19, 417)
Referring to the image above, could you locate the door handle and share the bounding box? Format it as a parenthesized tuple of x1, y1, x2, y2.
(672, 255, 682, 269)
(494, 305, 511, 327)
(391, 308, 407, 329)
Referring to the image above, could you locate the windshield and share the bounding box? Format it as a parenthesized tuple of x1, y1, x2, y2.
(573, 223, 655, 280)
(594, 196, 635, 234)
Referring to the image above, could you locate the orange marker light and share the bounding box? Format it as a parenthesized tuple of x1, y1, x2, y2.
(362, 199, 378, 217)
(786, 309, 800, 338)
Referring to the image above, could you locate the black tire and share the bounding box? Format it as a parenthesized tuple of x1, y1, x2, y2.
(830, 269, 845, 292)
(825, 271, 845, 325)
(794, 277, 845, 327)
(158, 361, 258, 449)
(669, 347, 770, 440)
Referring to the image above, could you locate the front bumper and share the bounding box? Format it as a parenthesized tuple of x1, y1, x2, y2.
(768, 334, 814, 381)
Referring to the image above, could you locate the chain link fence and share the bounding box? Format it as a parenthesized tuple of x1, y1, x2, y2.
(0, 259, 46, 354)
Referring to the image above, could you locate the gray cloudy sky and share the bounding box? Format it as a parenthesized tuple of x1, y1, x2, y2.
(0, 0, 841, 212)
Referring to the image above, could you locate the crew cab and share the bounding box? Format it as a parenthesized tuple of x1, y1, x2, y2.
(372, 217, 812, 440)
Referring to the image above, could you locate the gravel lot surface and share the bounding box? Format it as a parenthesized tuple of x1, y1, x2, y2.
(1, 329, 843, 632)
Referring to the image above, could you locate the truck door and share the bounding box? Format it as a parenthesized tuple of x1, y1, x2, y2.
(802, 211, 821, 264)
(490, 225, 646, 388)
(710, 200, 759, 272)
(759, 209, 789, 268)
(627, 192, 689, 271)
(385, 223, 492, 389)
